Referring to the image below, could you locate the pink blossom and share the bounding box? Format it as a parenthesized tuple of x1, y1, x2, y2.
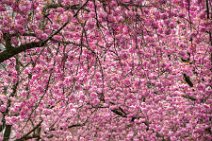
(53, 35, 63, 41)
(0, 5, 6, 11)
(0, 105, 6, 113)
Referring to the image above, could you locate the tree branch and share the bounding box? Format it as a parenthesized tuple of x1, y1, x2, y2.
(0, 41, 44, 63)
(15, 120, 43, 141)
(0, 19, 69, 63)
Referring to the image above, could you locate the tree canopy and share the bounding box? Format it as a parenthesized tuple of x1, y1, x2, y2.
(0, 0, 211, 140)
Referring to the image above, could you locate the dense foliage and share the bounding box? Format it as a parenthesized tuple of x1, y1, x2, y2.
(0, 0, 211, 140)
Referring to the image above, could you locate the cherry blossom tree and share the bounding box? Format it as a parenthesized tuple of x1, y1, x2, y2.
(0, 0, 211, 140)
